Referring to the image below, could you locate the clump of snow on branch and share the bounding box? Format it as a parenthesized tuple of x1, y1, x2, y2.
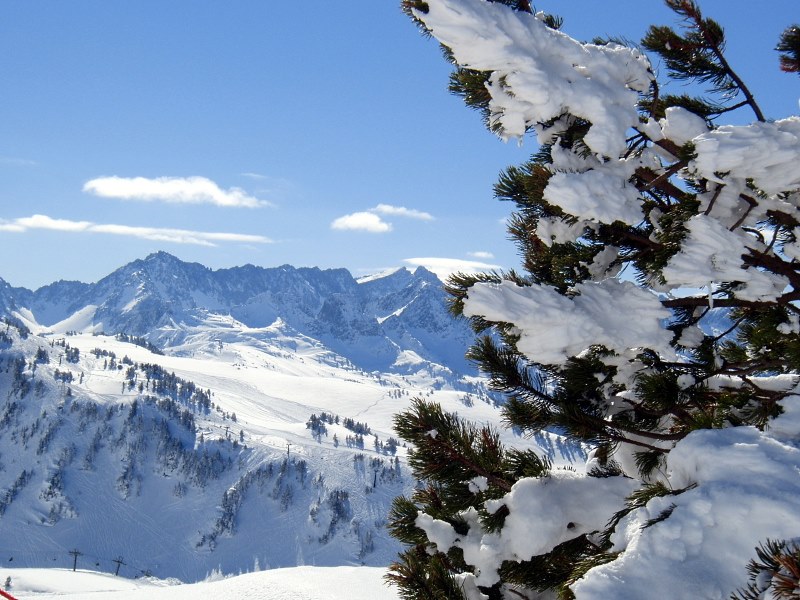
(462, 279, 674, 366)
(543, 168, 644, 226)
(574, 421, 800, 599)
(659, 106, 709, 144)
(414, 0, 653, 157)
(417, 406, 800, 598)
(417, 473, 639, 587)
(661, 215, 790, 301)
(691, 117, 800, 195)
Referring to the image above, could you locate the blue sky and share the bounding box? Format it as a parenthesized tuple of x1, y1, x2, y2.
(0, 0, 797, 289)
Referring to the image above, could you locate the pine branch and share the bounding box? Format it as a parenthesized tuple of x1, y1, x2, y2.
(667, 0, 766, 122)
(714, 99, 751, 115)
(395, 399, 515, 493)
(723, 361, 789, 377)
(684, 4, 765, 121)
(703, 185, 724, 215)
(516, 0, 532, 13)
(709, 313, 747, 343)
(639, 159, 690, 193)
(741, 250, 800, 290)
(634, 166, 692, 203)
(662, 290, 800, 310)
(777, 25, 800, 74)
(733, 539, 800, 600)
(387, 549, 468, 600)
(398, 1, 798, 594)
(729, 197, 758, 231)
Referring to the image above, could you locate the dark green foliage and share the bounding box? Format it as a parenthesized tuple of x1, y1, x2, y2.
(0, 470, 33, 516)
(393, 398, 514, 500)
(732, 539, 800, 599)
(722, 307, 800, 373)
(138, 362, 213, 413)
(64, 345, 80, 364)
(497, 535, 609, 599)
(602, 481, 696, 547)
(777, 25, 800, 73)
(448, 68, 496, 130)
(641, 1, 765, 120)
(390, 399, 625, 599)
(643, 18, 733, 94)
(34, 347, 49, 364)
(639, 93, 722, 120)
(3, 316, 30, 339)
(387, 548, 468, 600)
(115, 333, 164, 355)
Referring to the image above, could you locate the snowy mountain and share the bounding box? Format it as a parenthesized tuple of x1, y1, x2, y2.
(0, 257, 582, 583)
(1, 252, 475, 376)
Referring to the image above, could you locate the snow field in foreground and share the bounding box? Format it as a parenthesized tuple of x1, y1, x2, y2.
(0, 566, 398, 600)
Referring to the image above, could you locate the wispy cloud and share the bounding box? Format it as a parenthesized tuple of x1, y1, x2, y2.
(331, 212, 392, 233)
(239, 173, 299, 204)
(0, 214, 272, 246)
(240, 172, 269, 180)
(371, 204, 434, 221)
(403, 257, 501, 280)
(468, 251, 495, 259)
(0, 156, 37, 167)
(83, 176, 268, 208)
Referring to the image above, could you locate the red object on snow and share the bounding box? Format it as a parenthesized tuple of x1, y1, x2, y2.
(0, 589, 18, 600)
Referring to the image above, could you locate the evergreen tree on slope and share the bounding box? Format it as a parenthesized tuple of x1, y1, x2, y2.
(387, 2, 800, 598)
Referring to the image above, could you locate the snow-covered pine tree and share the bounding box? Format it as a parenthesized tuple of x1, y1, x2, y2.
(387, 2, 800, 598)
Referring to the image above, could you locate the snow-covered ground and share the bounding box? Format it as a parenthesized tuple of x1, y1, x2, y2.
(57, 328, 533, 463)
(0, 324, 580, 582)
(0, 566, 398, 599)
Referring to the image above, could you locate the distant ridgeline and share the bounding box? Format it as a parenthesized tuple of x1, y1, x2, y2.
(0, 251, 478, 379)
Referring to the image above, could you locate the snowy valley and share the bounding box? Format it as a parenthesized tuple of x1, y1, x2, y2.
(0, 253, 578, 590)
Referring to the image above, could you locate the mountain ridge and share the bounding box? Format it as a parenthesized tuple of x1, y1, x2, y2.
(0, 252, 474, 376)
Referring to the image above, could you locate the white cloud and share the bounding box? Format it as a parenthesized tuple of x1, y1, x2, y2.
(403, 257, 501, 280)
(469, 251, 495, 259)
(331, 203, 432, 234)
(17, 214, 92, 232)
(331, 212, 392, 233)
(0, 214, 272, 246)
(83, 176, 268, 208)
(371, 204, 434, 221)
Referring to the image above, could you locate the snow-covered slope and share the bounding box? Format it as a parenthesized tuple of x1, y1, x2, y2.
(0, 566, 397, 600)
(0, 318, 580, 583)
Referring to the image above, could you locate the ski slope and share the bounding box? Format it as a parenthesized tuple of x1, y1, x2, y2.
(0, 325, 584, 582)
(0, 567, 398, 600)
(64, 328, 525, 453)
